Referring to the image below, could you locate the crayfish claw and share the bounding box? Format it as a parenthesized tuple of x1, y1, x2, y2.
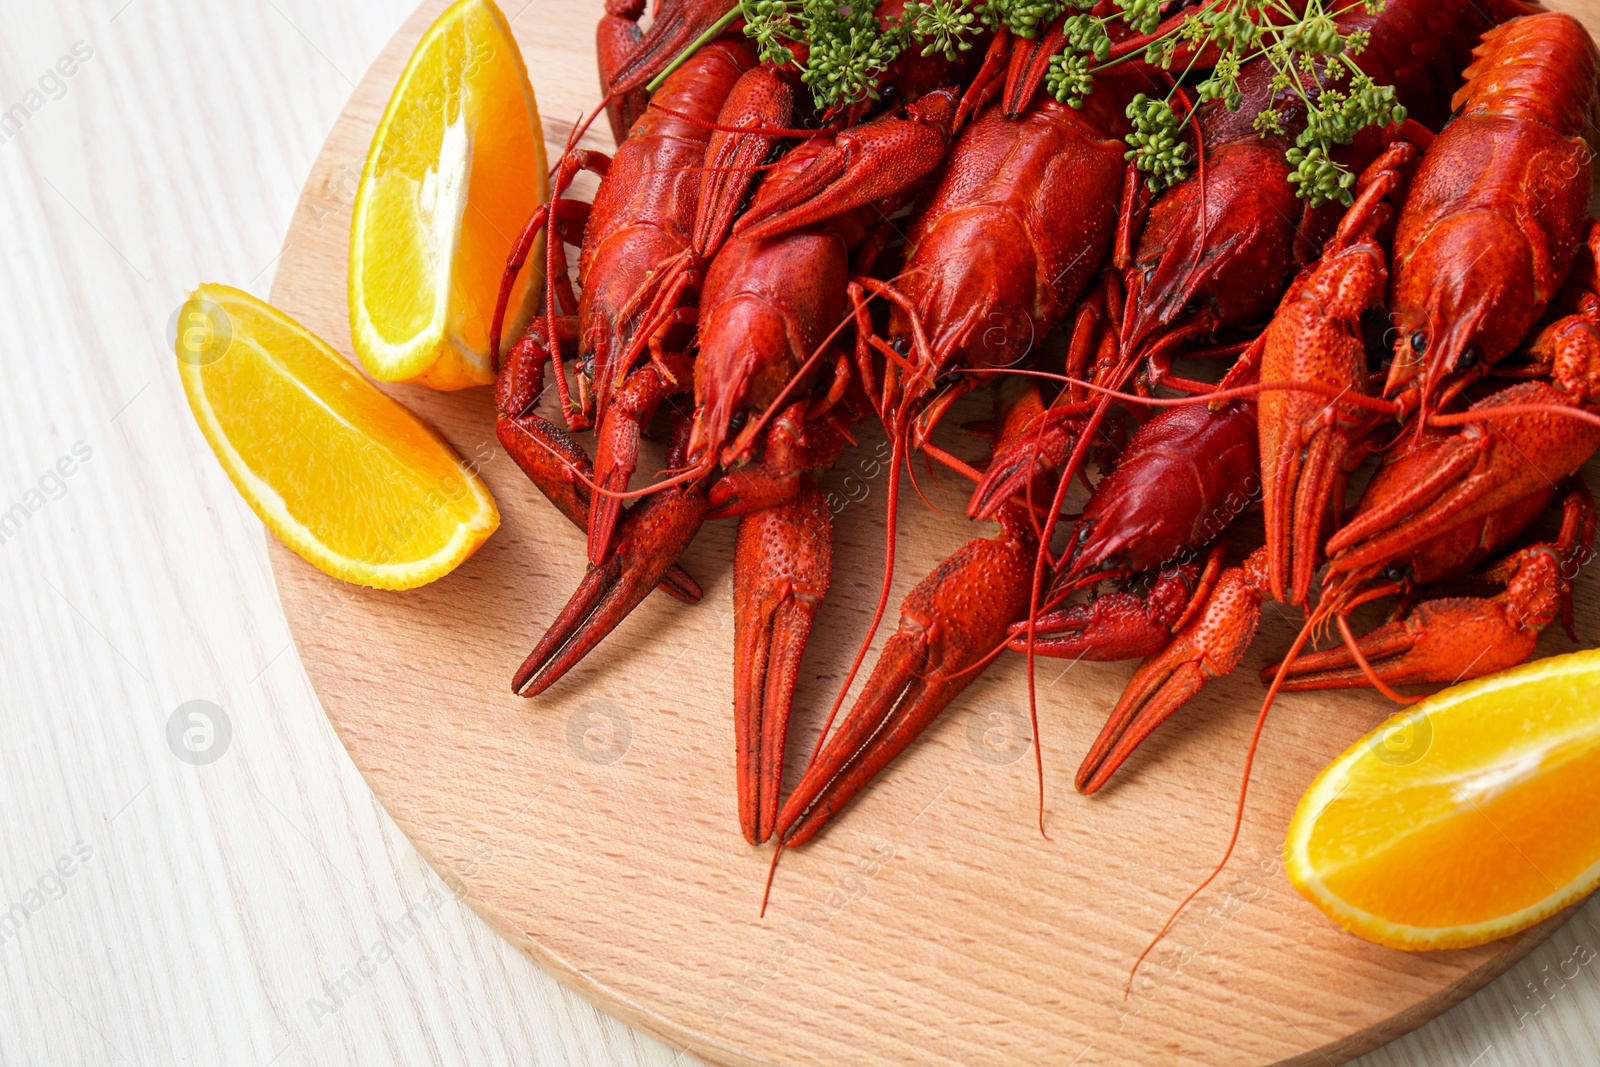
(1273, 547, 1566, 693)
(657, 564, 704, 605)
(596, 0, 649, 143)
(734, 90, 957, 243)
(1076, 647, 1211, 797)
(968, 408, 1080, 522)
(496, 412, 701, 604)
(1258, 236, 1389, 608)
(776, 532, 1033, 847)
(706, 466, 799, 521)
(495, 314, 579, 419)
(514, 486, 707, 697)
(589, 363, 683, 565)
(1077, 548, 1269, 795)
(1000, 16, 1067, 118)
(733, 485, 832, 844)
(497, 412, 595, 532)
(604, 0, 737, 97)
(693, 65, 793, 257)
(1010, 565, 1201, 663)
(1270, 600, 1538, 693)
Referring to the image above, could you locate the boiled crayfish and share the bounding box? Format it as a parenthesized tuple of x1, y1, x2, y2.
(486, 1, 1600, 922)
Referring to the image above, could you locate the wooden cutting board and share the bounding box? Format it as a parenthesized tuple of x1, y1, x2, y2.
(266, 3, 1600, 1064)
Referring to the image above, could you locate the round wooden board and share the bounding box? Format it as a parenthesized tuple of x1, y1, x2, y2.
(266, 3, 1600, 1064)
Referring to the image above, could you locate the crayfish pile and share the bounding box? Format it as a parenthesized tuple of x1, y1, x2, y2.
(490, 0, 1600, 868)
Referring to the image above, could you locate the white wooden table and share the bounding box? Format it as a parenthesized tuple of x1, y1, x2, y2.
(2, 2, 1598, 1064)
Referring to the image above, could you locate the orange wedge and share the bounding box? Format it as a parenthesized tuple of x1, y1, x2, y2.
(177, 284, 498, 590)
(349, 0, 547, 390)
(1286, 648, 1600, 950)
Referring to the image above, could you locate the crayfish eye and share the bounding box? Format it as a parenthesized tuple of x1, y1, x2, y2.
(1458, 344, 1482, 370)
(1385, 563, 1407, 583)
(581, 356, 596, 380)
(728, 411, 748, 432)
(1409, 331, 1428, 355)
(891, 336, 911, 357)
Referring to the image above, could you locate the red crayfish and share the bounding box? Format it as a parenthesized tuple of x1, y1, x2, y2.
(485, 1, 1600, 954)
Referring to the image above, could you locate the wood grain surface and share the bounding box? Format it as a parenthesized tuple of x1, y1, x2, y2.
(1, 1, 1598, 1065)
(264, 2, 1600, 1066)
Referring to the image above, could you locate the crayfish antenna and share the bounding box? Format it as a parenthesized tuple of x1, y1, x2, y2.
(759, 839, 783, 918)
(1019, 452, 1079, 840)
(806, 428, 907, 763)
(1019, 371, 1130, 817)
(1123, 606, 1320, 999)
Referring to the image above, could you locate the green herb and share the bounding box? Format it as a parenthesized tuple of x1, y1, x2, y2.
(654, 0, 1404, 207)
(1047, 0, 1406, 206)
(730, 0, 985, 108)
(1123, 93, 1190, 192)
(799, 1, 903, 105)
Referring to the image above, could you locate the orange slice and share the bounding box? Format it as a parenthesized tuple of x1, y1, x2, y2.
(349, 0, 547, 390)
(177, 284, 498, 590)
(1285, 648, 1600, 949)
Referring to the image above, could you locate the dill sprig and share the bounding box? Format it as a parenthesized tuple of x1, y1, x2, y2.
(733, 0, 985, 108)
(1047, 0, 1406, 205)
(655, 0, 1404, 207)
